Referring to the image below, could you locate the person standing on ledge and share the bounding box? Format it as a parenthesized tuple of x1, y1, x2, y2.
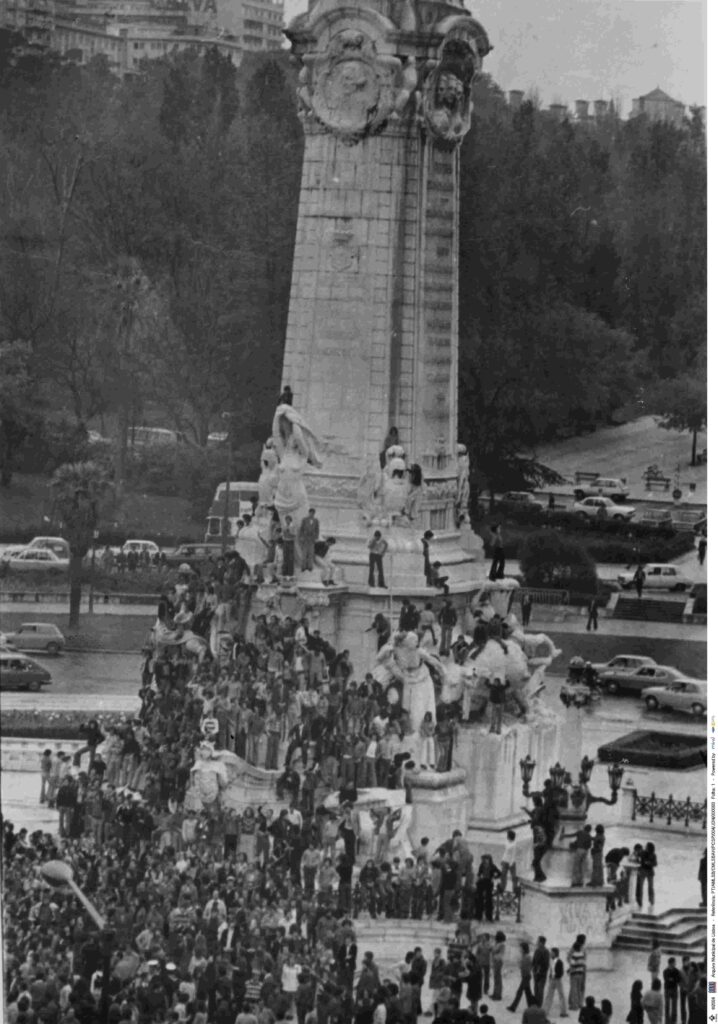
(488, 525, 505, 581)
(564, 824, 593, 886)
(296, 508, 320, 573)
(278, 384, 293, 406)
(421, 529, 434, 584)
(438, 598, 457, 655)
(281, 515, 296, 577)
(368, 530, 388, 589)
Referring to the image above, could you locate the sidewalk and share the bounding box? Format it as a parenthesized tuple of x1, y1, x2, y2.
(530, 616, 706, 641)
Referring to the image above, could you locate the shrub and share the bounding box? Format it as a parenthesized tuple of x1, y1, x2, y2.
(584, 533, 694, 564)
(519, 530, 599, 594)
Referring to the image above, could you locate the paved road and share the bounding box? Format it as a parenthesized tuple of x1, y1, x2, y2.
(3, 651, 140, 697)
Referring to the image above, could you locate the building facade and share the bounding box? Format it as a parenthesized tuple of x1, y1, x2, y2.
(630, 87, 685, 125)
(0, 0, 285, 73)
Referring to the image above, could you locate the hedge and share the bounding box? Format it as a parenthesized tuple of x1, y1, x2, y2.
(479, 524, 694, 564)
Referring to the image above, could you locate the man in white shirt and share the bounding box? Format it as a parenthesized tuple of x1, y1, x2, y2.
(202, 889, 228, 924)
(499, 829, 517, 893)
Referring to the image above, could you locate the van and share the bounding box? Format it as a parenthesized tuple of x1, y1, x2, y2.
(205, 482, 259, 541)
(129, 427, 189, 449)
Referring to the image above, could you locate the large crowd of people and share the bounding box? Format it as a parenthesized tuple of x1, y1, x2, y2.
(1, 557, 709, 1024)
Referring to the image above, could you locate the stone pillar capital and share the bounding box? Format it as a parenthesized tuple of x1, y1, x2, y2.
(287, 1, 489, 144)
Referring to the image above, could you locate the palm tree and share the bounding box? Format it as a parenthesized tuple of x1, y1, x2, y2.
(51, 461, 112, 628)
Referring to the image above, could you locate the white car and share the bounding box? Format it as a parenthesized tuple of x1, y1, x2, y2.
(2, 548, 69, 572)
(643, 680, 707, 717)
(594, 655, 657, 677)
(2, 536, 70, 560)
(573, 497, 636, 521)
(617, 563, 693, 592)
(121, 540, 160, 558)
(574, 477, 630, 501)
(2, 623, 66, 655)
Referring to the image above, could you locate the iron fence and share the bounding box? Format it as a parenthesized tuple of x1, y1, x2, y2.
(632, 791, 706, 829)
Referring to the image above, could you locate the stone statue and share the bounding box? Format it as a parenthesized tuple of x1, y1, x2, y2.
(257, 438, 279, 511)
(456, 442, 470, 524)
(375, 631, 444, 736)
(358, 446, 424, 525)
(186, 742, 229, 810)
(419, 35, 479, 144)
(272, 404, 325, 526)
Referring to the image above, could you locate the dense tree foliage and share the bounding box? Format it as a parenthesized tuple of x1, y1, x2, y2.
(51, 460, 112, 624)
(0, 43, 302, 483)
(459, 76, 705, 492)
(0, 42, 705, 500)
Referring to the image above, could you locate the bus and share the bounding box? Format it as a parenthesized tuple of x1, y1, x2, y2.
(204, 482, 259, 541)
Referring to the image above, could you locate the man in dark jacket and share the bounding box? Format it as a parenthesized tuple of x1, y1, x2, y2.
(438, 599, 458, 655)
(531, 936, 550, 1007)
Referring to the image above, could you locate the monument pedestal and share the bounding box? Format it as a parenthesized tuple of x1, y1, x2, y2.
(519, 880, 616, 970)
(452, 716, 562, 869)
(406, 768, 469, 848)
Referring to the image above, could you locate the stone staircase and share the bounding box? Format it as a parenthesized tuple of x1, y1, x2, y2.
(613, 907, 707, 957)
(613, 597, 686, 623)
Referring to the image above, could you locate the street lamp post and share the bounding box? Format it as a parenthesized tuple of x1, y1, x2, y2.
(88, 528, 100, 615)
(41, 860, 114, 1023)
(221, 412, 232, 555)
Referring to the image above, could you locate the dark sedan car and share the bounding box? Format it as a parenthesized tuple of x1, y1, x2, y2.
(0, 652, 52, 691)
(164, 543, 225, 570)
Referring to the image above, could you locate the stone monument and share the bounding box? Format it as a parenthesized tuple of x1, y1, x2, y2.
(264, 0, 492, 667)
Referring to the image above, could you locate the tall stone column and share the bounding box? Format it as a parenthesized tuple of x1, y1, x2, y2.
(273, 0, 491, 663)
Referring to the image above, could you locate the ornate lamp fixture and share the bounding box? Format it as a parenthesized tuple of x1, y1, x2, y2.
(519, 755, 536, 797)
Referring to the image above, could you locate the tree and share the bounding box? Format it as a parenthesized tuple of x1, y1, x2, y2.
(0, 340, 40, 485)
(519, 531, 598, 596)
(51, 461, 111, 627)
(653, 372, 707, 466)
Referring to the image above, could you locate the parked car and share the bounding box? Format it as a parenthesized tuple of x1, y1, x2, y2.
(2, 623, 66, 655)
(0, 651, 52, 691)
(617, 563, 693, 592)
(573, 477, 630, 502)
(599, 663, 689, 696)
(672, 508, 707, 533)
(2, 536, 70, 560)
(594, 654, 657, 678)
(573, 497, 636, 522)
(643, 680, 707, 717)
(497, 491, 543, 513)
(1, 548, 69, 573)
(121, 540, 160, 559)
(165, 543, 224, 569)
(636, 508, 674, 530)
